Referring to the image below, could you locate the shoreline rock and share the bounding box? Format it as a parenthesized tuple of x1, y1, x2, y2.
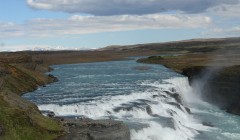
(58, 118, 130, 140)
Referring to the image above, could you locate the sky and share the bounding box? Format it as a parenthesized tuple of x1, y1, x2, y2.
(0, 0, 239, 51)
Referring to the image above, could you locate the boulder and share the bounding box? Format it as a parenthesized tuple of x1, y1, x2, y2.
(59, 118, 130, 140)
(47, 111, 55, 118)
(48, 74, 59, 82)
(146, 105, 152, 115)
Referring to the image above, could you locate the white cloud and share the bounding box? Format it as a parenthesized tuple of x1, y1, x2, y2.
(0, 14, 212, 39)
(0, 44, 68, 52)
(203, 26, 240, 35)
(0, 44, 97, 52)
(0, 22, 24, 38)
(26, 0, 238, 15)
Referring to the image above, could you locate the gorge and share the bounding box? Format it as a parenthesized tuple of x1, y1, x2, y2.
(1, 37, 240, 140)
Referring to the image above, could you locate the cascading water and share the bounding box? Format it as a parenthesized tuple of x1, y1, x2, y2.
(23, 60, 240, 140)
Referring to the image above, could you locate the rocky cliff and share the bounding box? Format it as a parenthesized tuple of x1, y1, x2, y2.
(137, 53, 240, 116)
(182, 66, 240, 115)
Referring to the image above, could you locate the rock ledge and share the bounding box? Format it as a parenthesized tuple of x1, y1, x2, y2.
(58, 118, 130, 140)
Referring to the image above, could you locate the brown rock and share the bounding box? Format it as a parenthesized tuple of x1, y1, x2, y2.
(58, 119, 130, 140)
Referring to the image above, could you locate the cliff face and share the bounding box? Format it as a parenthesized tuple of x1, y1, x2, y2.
(0, 54, 64, 140)
(137, 50, 240, 116)
(183, 66, 240, 115)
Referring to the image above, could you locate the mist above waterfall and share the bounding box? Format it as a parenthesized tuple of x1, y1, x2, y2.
(187, 49, 240, 108)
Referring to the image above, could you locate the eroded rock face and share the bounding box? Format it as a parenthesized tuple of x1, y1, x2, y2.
(59, 118, 130, 140)
(183, 65, 240, 116)
(226, 104, 240, 116)
(182, 66, 205, 84)
(201, 66, 240, 112)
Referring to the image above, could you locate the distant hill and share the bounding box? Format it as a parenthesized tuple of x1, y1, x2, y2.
(99, 37, 240, 53)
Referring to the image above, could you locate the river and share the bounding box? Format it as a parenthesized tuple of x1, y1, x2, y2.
(23, 59, 240, 140)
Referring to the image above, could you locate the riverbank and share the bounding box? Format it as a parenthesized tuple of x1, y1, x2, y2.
(0, 53, 131, 140)
(0, 54, 65, 140)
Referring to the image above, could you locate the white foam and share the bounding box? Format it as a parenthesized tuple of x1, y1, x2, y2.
(131, 121, 197, 140)
(38, 91, 153, 118)
(38, 77, 212, 140)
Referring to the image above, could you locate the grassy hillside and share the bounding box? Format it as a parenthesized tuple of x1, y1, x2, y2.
(0, 54, 65, 140)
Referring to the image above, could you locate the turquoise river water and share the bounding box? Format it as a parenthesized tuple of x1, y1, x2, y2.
(23, 59, 240, 140)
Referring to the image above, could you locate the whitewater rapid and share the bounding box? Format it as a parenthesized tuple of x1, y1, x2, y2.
(38, 77, 210, 140)
(23, 60, 240, 140)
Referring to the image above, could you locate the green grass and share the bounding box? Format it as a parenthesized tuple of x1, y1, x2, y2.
(0, 63, 65, 140)
(0, 95, 64, 140)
